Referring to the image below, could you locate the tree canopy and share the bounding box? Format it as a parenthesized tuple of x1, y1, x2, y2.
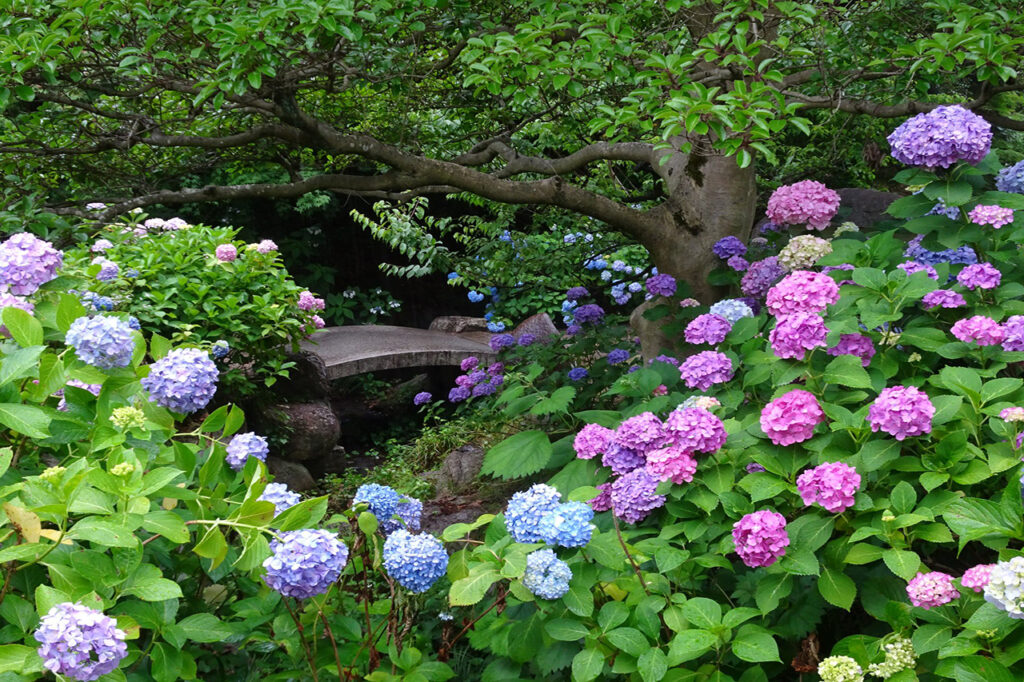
(2, 0, 1023, 295)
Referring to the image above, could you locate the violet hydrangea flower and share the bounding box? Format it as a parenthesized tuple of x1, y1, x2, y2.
(225, 432, 269, 471)
(573, 303, 605, 325)
(609, 468, 666, 523)
(614, 412, 668, 453)
(826, 334, 876, 367)
(65, 315, 135, 370)
(732, 510, 789, 568)
(769, 312, 828, 360)
(565, 286, 589, 301)
(602, 443, 647, 475)
(713, 236, 747, 259)
(727, 255, 749, 272)
(685, 313, 732, 345)
(897, 261, 938, 280)
(0, 291, 34, 336)
(765, 270, 840, 316)
(215, 244, 238, 262)
(969, 204, 1015, 229)
(741, 257, 787, 297)
(922, 289, 965, 309)
(259, 482, 301, 516)
(297, 290, 325, 311)
(489, 333, 515, 351)
(573, 423, 614, 459)
(796, 462, 861, 513)
(0, 233, 63, 295)
(568, 367, 588, 381)
(34, 602, 128, 681)
(766, 180, 841, 230)
(413, 391, 432, 406)
(141, 348, 218, 413)
(868, 386, 934, 440)
(951, 315, 1004, 346)
(607, 348, 630, 365)
(997, 160, 1024, 194)
(760, 389, 825, 446)
(887, 105, 992, 169)
(505, 484, 561, 543)
(383, 529, 448, 593)
(957, 262, 1001, 290)
(646, 273, 677, 297)
(1003, 316, 1024, 351)
(263, 529, 348, 598)
(678, 351, 734, 390)
(906, 571, 958, 609)
(663, 407, 727, 454)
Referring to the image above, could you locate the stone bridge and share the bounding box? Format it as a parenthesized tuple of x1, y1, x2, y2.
(300, 325, 497, 380)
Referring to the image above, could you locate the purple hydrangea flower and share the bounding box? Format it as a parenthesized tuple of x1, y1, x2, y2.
(260, 482, 301, 516)
(34, 602, 128, 681)
(897, 261, 938, 280)
(573, 423, 614, 459)
(353, 483, 401, 521)
(765, 271, 839, 316)
(607, 348, 630, 365)
(523, 548, 572, 599)
(969, 204, 1015, 229)
(769, 312, 828, 360)
(868, 386, 934, 440)
(609, 468, 666, 523)
(448, 385, 471, 402)
(651, 354, 680, 367)
(256, 239, 278, 253)
(906, 571, 959, 609)
(0, 233, 63, 295)
(887, 105, 992, 169)
(56, 379, 102, 411)
(489, 333, 515, 351)
(685, 313, 732, 345)
(566, 324, 583, 336)
(573, 304, 605, 325)
(92, 257, 119, 281)
(741, 257, 786, 298)
(538, 501, 595, 548)
(263, 529, 349, 598)
(383, 529, 448, 593)
(713, 236, 747, 259)
(760, 389, 825, 446)
(922, 289, 966, 309)
(826, 334, 876, 367)
(796, 461, 861, 513)
(413, 391, 432, 406)
(225, 432, 269, 471)
(663, 407, 727, 454)
(732, 510, 789, 568)
(565, 286, 589, 301)
(951, 315, 1004, 346)
(505, 484, 561, 543)
(140, 348, 218, 413)
(518, 333, 537, 347)
(997, 160, 1024, 194)
(91, 239, 113, 253)
(471, 381, 497, 397)
(646, 273, 677, 297)
(766, 180, 841, 230)
(727, 255, 749, 272)
(1003, 316, 1024, 352)
(602, 442, 647, 475)
(746, 462, 766, 474)
(957, 262, 1001, 290)
(615, 412, 668, 453)
(678, 351, 734, 391)
(589, 483, 613, 512)
(215, 244, 238, 262)
(380, 497, 424, 535)
(646, 445, 698, 483)
(65, 315, 135, 370)
(568, 367, 588, 382)
(297, 291, 325, 311)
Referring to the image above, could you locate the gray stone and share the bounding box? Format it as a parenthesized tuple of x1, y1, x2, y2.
(427, 444, 485, 495)
(275, 351, 331, 401)
(267, 457, 315, 492)
(512, 313, 559, 342)
(630, 299, 674, 360)
(428, 316, 490, 333)
(263, 401, 340, 461)
(836, 188, 901, 229)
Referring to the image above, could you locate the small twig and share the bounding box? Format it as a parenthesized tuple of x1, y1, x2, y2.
(613, 515, 649, 595)
(283, 598, 319, 682)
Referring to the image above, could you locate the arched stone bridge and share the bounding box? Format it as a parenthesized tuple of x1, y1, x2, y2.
(300, 325, 497, 380)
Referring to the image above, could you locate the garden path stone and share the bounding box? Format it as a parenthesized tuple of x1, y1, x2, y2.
(266, 457, 315, 492)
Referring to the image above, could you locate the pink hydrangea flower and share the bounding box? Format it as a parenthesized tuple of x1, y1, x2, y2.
(766, 180, 841, 230)
(760, 389, 825, 446)
(1003, 316, 1024, 351)
(906, 571, 958, 609)
(923, 290, 966, 309)
(1000, 407, 1024, 423)
(311, 314, 326, 329)
(796, 462, 861, 513)
(765, 270, 840, 316)
(685, 313, 732, 345)
(298, 291, 326, 311)
(652, 384, 668, 396)
(868, 386, 934, 440)
(678, 351, 734, 391)
(255, 239, 278, 253)
(732, 510, 790, 568)
(679, 298, 700, 308)
(957, 262, 1001, 290)
(646, 446, 698, 484)
(969, 204, 1014, 229)
(826, 334, 876, 367)
(951, 316, 1004, 346)
(573, 423, 614, 460)
(961, 564, 995, 592)
(769, 312, 828, 360)
(663, 407, 727, 454)
(614, 412, 669, 454)
(215, 244, 237, 262)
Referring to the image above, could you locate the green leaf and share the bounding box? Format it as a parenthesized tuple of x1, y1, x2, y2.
(882, 549, 920, 581)
(781, 549, 820, 576)
(732, 624, 781, 663)
(952, 656, 1015, 682)
(823, 354, 872, 388)
(667, 630, 716, 665)
(56, 294, 88, 333)
(606, 627, 649, 657)
(176, 613, 235, 643)
(912, 624, 953, 654)
(681, 597, 722, 629)
(2, 308, 43, 347)
(890, 481, 918, 515)
(0, 403, 50, 438)
(0, 346, 43, 387)
(943, 498, 1018, 550)
(273, 495, 328, 531)
(142, 511, 190, 543)
(0, 644, 37, 674)
(70, 517, 139, 547)
(125, 576, 183, 601)
(637, 648, 668, 682)
(193, 526, 228, 568)
(858, 439, 900, 472)
(481, 430, 551, 479)
(449, 567, 499, 606)
(755, 573, 792, 613)
(818, 567, 856, 610)
(571, 647, 604, 682)
(545, 618, 590, 642)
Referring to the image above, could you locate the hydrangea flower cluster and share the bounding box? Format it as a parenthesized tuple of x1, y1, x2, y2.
(353, 483, 401, 522)
(34, 602, 128, 682)
(732, 510, 790, 568)
(0, 233, 63, 294)
(255, 239, 278, 253)
(957, 262, 1001, 290)
(741, 257, 787, 298)
(868, 386, 934, 440)
(1001, 407, 1024, 422)
(602, 443, 646, 475)
(867, 636, 917, 679)
(684, 313, 732, 345)
(817, 655, 864, 682)
(766, 180, 841, 230)
(887, 105, 992, 169)
(904, 235, 978, 266)
(140, 348, 218, 413)
(826, 334, 876, 367)
(380, 497, 424, 535)
(760, 390, 825, 446)
(646, 445, 698, 484)
(769, 312, 828, 360)
(573, 303, 605, 325)
(211, 340, 230, 359)
(565, 286, 588, 301)
(765, 270, 840, 316)
(713, 236, 747, 259)
(489, 333, 515, 351)
(678, 351, 734, 390)
(568, 367, 588, 382)
(573, 423, 614, 459)
(796, 462, 861, 513)
(1003, 316, 1024, 351)
(709, 298, 754, 323)
(383, 529, 448, 593)
(92, 257, 119, 281)
(297, 290, 325, 311)
(897, 261, 937, 280)
(984, 556, 1024, 618)
(777, 235, 832, 270)
(727, 255, 749, 271)
(505, 484, 561, 542)
(215, 243, 238, 262)
(922, 289, 965, 309)
(646, 273, 677, 297)
(997, 159, 1024, 194)
(951, 315, 1004, 346)
(609, 468, 666, 523)
(961, 563, 995, 592)
(523, 548, 572, 599)
(263, 529, 349, 598)
(906, 571, 958, 609)
(663, 407, 727, 454)
(969, 204, 1015, 229)
(413, 391, 432, 406)
(259, 482, 301, 516)
(536, 501, 595, 548)
(615, 412, 668, 453)
(65, 315, 135, 370)
(607, 348, 630, 365)
(225, 432, 269, 471)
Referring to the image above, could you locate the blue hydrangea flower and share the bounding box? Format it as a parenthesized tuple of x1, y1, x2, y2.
(381, 497, 424, 535)
(709, 298, 755, 323)
(211, 340, 230, 358)
(140, 348, 218, 413)
(353, 483, 400, 522)
(124, 268, 139, 279)
(383, 529, 448, 593)
(997, 160, 1024, 194)
(505, 484, 561, 543)
(93, 296, 115, 311)
(65, 315, 135, 370)
(126, 316, 140, 330)
(225, 432, 269, 471)
(259, 482, 300, 516)
(447, 272, 459, 280)
(487, 321, 506, 332)
(34, 602, 128, 681)
(467, 290, 484, 303)
(607, 349, 630, 365)
(561, 299, 578, 313)
(262, 529, 348, 598)
(568, 367, 588, 382)
(600, 270, 612, 281)
(93, 257, 119, 281)
(523, 549, 572, 599)
(471, 381, 496, 397)
(537, 502, 594, 548)
(586, 258, 607, 270)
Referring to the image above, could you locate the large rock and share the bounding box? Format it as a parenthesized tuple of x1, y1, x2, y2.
(630, 299, 674, 360)
(263, 400, 340, 461)
(275, 351, 332, 401)
(428, 316, 490, 333)
(424, 443, 486, 495)
(836, 188, 901, 229)
(267, 457, 316, 492)
(512, 313, 559, 342)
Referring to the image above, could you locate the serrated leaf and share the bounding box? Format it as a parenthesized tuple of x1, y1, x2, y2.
(481, 430, 552, 479)
(818, 567, 856, 610)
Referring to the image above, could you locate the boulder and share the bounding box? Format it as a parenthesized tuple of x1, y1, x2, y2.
(428, 316, 490, 333)
(512, 313, 559, 342)
(836, 188, 901, 229)
(263, 400, 340, 461)
(306, 446, 348, 478)
(274, 351, 332, 401)
(267, 457, 316, 492)
(630, 299, 674, 360)
(424, 443, 485, 495)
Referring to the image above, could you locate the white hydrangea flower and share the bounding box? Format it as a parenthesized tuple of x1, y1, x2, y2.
(984, 556, 1024, 618)
(867, 636, 916, 678)
(818, 655, 864, 682)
